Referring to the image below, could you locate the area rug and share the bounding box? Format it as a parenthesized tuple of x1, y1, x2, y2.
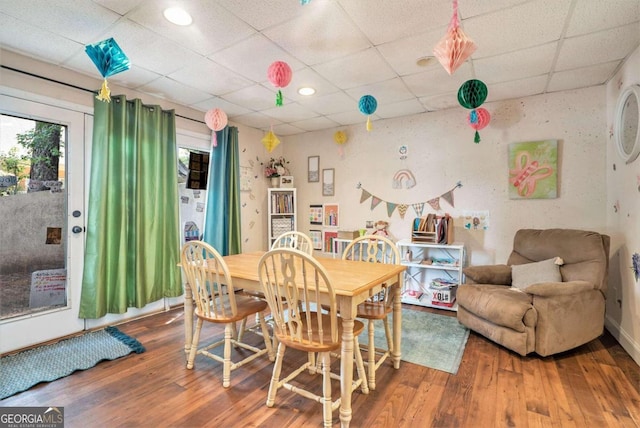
(359, 307, 470, 374)
(0, 326, 145, 400)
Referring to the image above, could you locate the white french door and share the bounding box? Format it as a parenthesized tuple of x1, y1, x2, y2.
(0, 94, 87, 353)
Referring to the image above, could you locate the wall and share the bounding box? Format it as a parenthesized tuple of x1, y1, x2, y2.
(0, 192, 64, 274)
(605, 45, 640, 365)
(284, 87, 608, 264)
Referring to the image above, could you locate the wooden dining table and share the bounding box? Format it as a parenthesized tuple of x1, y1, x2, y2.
(181, 251, 406, 428)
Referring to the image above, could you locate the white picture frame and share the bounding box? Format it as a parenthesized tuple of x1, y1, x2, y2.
(279, 175, 294, 188)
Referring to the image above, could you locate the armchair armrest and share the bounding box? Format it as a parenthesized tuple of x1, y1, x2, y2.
(463, 264, 511, 285)
(524, 280, 595, 297)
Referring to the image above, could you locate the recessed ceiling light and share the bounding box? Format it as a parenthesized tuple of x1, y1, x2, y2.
(298, 87, 316, 96)
(163, 7, 192, 26)
(416, 56, 437, 67)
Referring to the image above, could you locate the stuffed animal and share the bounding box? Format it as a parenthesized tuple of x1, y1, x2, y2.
(371, 220, 390, 238)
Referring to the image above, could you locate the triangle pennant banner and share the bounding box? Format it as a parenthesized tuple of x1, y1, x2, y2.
(387, 202, 397, 217)
(412, 203, 424, 217)
(441, 190, 455, 207)
(427, 197, 441, 211)
(360, 189, 372, 204)
(370, 197, 383, 210)
(397, 204, 408, 219)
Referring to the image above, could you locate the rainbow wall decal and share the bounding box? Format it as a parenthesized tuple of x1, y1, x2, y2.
(392, 169, 417, 189)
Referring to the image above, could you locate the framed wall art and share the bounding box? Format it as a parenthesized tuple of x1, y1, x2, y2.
(323, 203, 339, 227)
(309, 230, 323, 250)
(508, 140, 558, 199)
(308, 155, 319, 182)
(309, 204, 323, 225)
(322, 168, 334, 196)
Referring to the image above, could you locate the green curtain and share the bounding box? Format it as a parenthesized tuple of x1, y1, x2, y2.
(202, 126, 242, 255)
(79, 95, 182, 319)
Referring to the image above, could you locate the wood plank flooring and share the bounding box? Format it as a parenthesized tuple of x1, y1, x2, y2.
(2, 305, 638, 427)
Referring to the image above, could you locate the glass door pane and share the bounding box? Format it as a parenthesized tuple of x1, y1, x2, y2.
(0, 115, 67, 319)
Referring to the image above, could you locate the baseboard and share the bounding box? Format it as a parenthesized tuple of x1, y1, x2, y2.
(605, 315, 640, 367)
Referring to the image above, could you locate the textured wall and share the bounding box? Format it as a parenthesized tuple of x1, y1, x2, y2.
(0, 191, 65, 274)
(283, 86, 607, 266)
(605, 45, 640, 365)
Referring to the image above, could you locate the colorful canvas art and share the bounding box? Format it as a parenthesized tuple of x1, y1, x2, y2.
(508, 140, 558, 199)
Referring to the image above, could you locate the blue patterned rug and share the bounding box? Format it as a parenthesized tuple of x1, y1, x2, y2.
(360, 307, 470, 374)
(0, 326, 144, 400)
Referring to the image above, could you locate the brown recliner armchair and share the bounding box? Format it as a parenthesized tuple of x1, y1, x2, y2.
(457, 229, 610, 357)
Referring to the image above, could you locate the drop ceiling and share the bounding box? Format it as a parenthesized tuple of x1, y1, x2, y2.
(0, 0, 638, 135)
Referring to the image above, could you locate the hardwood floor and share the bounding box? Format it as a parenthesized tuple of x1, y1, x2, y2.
(2, 305, 639, 427)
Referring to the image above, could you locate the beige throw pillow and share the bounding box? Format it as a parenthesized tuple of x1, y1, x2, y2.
(511, 257, 564, 290)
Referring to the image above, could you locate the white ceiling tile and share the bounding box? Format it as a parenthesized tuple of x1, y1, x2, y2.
(271, 123, 306, 136)
(191, 97, 253, 118)
(337, 0, 452, 45)
(215, 0, 310, 31)
(547, 61, 620, 92)
(108, 66, 161, 89)
(279, 67, 341, 102)
(555, 23, 640, 71)
(232, 112, 282, 130)
(105, 20, 203, 76)
(261, 103, 320, 121)
(0, 0, 120, 44)
(474, 42, 557, 84)
(464, 0, 572, 58)
(313, 48, 397, 90)
(298, 91, 355, 116)
(376, 29, 447, 77)
(212, 34, 305, 83)
(263, 1, 370, 65)
(403, 63, 474, 98)
(566, 0, 640, 37)
(138, 77, 212, 106)
(93, 0, 144, 16)
(221, 85, 280, 111)
(345, 77, 415, 105)
(127, 0, 257, 56)
(486, 75, 549, 103)
(376, 98, 426, 119)
(326, 110, 378, 126)
(0, 14, 85, 65)
(460, 0, 531, 19)
(168, 56, 254, 95)
(419, 92, 460, 111)
(290, 116, 341, 132)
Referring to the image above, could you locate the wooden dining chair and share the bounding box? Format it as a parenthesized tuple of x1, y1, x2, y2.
(258, 248, 369, 428)
(180, 241, 274, 388)
(342, 235, 401, 390)
(270, 231, 314, 255)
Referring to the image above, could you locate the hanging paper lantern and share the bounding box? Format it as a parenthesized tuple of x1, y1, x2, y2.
(267, 61, 292, 106)
(334, 130, 348, 156)
(85, 38, 130, 102)
(334, 131, 347, 145)
(433, 0, 477, 75)
(262, 128, 281, 153)
(358, 95, 377, 131)
(458, 79, 488, 109)
(467, 108, 491, 143)
(204, 108, 228, 148)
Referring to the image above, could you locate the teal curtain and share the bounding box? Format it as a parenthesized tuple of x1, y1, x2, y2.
(202, 126, 242, 256)
(79, 95, 182, 318)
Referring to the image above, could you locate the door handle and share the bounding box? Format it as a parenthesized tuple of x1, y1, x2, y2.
(72, 226, 84, 234)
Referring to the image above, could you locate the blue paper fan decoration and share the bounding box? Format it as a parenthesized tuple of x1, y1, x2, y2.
(85, 38, 130, 102)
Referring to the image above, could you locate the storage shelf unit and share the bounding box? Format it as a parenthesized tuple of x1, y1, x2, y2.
(396, 239, 465, 312)
(267, 188, 297, 247)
